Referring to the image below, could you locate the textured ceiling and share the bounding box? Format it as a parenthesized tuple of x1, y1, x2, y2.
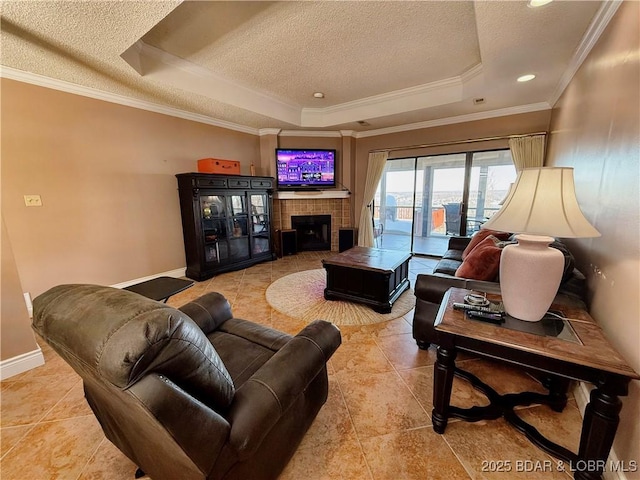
(1, 0, 607, 133)
(143, 1, 480, 105)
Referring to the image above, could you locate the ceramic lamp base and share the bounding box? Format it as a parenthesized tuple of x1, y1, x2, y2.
(499, 234, 564, 322)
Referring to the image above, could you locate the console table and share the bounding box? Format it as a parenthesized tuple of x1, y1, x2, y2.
(322, 246, 411, 313)
(432, 288, 639, 480)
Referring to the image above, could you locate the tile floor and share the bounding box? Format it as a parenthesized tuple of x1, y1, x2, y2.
(1, 252, 584, 480)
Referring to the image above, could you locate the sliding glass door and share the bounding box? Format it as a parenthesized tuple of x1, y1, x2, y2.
(374, 149, 515, 257)
(467, 150, 516, 234)
(372, 158, 416, 251)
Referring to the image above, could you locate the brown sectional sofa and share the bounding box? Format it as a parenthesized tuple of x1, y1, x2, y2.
(412, 235, 587, 349)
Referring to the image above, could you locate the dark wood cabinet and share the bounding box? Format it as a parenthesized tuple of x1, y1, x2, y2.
(176, 173, 276, 280)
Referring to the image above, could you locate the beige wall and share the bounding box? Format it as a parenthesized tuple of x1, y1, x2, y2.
(1, 78, 260, 301)
(352, 110, 552, 231)
(277, 135, 342, 151)
(546, 2, 639, 472)
(1, 215, 39, 361)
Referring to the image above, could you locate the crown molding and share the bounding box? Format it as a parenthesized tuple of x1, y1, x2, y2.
(258, 128, 282, 136)
(1, 67, 551, 141)
(0, 66, 260, 135)
(549, 0, 622, 107)
(354, 102, 551, 138)
(339, 130, 357, 137)
(300, 73, 469, 127)
(460, 63, 484, 83)
(277, 130, 342, 138)
(264, 129, 355, 138)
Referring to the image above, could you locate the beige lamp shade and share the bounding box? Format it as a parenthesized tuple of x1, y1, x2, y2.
(498, 183, 514, 205)
(481, 167, 599, 321)
(482, 167, 600, 238)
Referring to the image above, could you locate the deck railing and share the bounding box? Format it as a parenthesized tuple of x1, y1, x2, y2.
(375, 205, 501, 236)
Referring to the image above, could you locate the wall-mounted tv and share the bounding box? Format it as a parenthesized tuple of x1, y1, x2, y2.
(276, 149, 336, 190)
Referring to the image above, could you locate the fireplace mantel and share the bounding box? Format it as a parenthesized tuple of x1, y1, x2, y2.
(272, 193, 352, 251)
(274, 190, 350, 200)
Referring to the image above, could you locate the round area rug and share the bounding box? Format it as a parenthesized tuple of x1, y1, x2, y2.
(265, 269, 415, 326)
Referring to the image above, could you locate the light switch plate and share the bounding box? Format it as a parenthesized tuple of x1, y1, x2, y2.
(24, 195, 43, 207)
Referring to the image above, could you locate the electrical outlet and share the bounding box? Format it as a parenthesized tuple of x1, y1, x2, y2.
(24, 195, 42, 207)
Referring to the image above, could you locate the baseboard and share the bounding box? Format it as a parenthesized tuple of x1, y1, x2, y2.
(573, 382, 629, 480)
(110, 268, 187, 289)
(0, 347, 45, 381)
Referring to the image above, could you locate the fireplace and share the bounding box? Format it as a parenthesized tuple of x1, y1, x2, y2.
(291, 215, 331, 251)
(272, 195, 351, 251)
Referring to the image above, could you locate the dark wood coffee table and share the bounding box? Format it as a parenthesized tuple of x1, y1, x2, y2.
(432, 288, 639, 480)
(322, 246, 411, 313)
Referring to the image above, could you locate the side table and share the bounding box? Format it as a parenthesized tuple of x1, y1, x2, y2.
(432, 287, 639, 480)
(124, 276, 194, 303)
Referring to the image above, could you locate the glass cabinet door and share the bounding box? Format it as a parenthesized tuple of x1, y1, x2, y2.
(227, 194, 250, 262)
(250, 194, 270, 255)
(200, 195, 229, 264)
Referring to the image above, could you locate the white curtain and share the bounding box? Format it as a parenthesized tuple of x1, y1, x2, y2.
(357, 151, 389, 247)
(509, 134, 546, 171)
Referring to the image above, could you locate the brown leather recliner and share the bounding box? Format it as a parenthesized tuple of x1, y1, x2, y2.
(32, 284, 341, 480)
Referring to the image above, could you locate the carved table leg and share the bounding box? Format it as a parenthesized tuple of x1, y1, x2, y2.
(432, 346, 457, 434)
(574, 387, 623, 480)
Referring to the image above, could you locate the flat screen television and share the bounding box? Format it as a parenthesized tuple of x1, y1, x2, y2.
(275, 148, 336, 190)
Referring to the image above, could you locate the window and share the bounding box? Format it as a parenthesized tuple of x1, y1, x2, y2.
(374, 149, 516, 256)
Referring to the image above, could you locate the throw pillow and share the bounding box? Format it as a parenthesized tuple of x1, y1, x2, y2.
(456, 235, 503, 281)
(462, 229, 512, 259)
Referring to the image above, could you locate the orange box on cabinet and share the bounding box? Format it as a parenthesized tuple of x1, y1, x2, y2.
(197, 158, 241, 175)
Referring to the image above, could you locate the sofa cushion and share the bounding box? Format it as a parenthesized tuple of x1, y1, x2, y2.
(208, 329, 275, 388)
(462, 229, 511, 260)
(433, 258, 463, 276)
(455, 235, 503, 281)
(441, 249, 463, 262)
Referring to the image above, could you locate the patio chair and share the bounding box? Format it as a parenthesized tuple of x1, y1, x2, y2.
(443, 203, 461, 236)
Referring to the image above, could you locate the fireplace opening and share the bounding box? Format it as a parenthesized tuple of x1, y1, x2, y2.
(291, 215, 331, 251)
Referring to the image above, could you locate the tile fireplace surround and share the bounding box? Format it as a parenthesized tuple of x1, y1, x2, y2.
(272, 197, 352, 251)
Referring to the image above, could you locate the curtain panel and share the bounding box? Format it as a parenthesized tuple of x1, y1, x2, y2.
(509, 134, 546, 171)
(357, 151, 389, 247)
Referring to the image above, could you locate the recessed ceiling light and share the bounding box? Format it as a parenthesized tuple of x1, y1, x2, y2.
(528, 0, 553, 7)
(517, 74, 536, 82)
(313, 92, 325, 99)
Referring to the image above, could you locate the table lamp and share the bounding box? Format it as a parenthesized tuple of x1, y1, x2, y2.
(481, 167, 600, 321)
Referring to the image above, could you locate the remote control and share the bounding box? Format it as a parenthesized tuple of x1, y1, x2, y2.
(466, 310, 504, 324)
(453, 302, 493, 313)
